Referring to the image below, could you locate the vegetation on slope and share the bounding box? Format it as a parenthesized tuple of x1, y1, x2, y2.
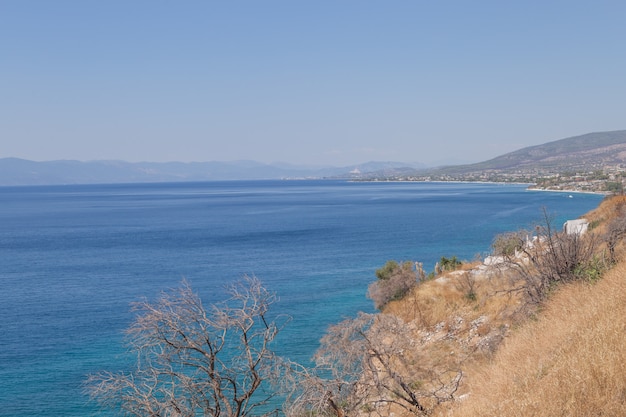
(376, 196, 626, 416)
(440, 261, 626, 416)
(433, 130, 626, 174)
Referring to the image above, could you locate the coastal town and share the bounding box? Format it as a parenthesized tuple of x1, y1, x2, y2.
(375, 165, 626, 195)
(358, 132, 626, 195)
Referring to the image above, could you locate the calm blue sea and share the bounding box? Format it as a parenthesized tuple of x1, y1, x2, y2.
(0, 180, 603, 416)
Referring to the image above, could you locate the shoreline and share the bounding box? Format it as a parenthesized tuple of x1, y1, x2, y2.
(355, 178, 611, 196)
(352, 179, 535, 186)
(526, 187, 609, 196)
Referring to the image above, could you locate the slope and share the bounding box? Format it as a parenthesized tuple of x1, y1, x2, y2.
(429, 130, 626, 176)
(435, 196, 626, 416)
(441, 262, 626, 416)
(365, 195, 626, 417)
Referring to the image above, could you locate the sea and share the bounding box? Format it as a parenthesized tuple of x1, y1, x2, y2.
(0, 180, 604, 416)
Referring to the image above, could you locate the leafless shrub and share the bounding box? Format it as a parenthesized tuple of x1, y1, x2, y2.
(493, 209, 600, 303)
(85, 276, 288, 417)
(454, 272, 478, 302)
(284, 312, 462, 417)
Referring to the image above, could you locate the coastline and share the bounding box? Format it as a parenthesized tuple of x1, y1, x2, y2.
(357, 178, 611, 196)
(526, 186, 610, 196)
(354, 179, 535, 186)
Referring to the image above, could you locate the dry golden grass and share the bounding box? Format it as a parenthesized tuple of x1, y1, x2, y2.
(585, 195, 626, 226)
(381, 266, 534, 416)
(377, 195, 626, 417)
(439, 261, 626, 417)
(386, 266, 527, 334)
(587, 195, 626, 262)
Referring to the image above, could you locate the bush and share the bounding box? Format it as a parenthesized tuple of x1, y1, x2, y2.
(438, 256, 463, 272)
(491, 231, 527, 257)
(376, 260, 400, 280)
(493, 209, 600, 303)
(368, 261, 417, 309)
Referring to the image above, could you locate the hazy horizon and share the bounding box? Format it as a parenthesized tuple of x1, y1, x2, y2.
(0, 155, 465, 168)
(2, 2, 625, 166)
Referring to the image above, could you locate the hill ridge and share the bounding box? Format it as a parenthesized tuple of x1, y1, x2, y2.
(425, 130, 626, 177)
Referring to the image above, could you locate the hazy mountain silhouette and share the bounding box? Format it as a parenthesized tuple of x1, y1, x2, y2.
(2, 130, 625, 186)
(0, 158, 425, 186)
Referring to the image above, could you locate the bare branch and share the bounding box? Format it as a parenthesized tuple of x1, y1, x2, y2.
(491, 208, 601, 304)
(86, 276, 287, 417)
(284, 312, 462, 417)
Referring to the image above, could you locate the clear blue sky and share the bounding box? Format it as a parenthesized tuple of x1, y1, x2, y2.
(2, 1, 625, 166)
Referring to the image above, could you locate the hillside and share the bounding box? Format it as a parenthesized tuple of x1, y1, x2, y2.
(440, 259, 626, 416)
(437, 196, 626, 416)
(474, 130, 626, 171)
(405, 130, 626, 181)
(368, 195, 626, 416)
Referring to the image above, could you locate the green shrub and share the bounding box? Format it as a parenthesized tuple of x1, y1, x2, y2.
(439, 256, 462, 272)
(369, 260, 417, 309)
(376, 260, 400, 280)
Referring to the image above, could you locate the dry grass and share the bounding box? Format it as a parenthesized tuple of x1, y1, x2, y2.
(387, 265, 523, 324)
(588, 195, 626, 263)
(380, 265, 533, 415)
(385, 266, 528, 336)
(376, 195, 626, 417)
(585, 195, 626, 227)
(439, 261, 626, 417)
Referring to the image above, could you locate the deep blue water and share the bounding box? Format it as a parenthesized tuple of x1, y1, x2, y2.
(0, 180, 603, 416)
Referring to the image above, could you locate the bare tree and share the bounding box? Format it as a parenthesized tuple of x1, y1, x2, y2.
(86, 276, 288, 417)
(492, 209, 600, 303)
(284, 312, 462, 417)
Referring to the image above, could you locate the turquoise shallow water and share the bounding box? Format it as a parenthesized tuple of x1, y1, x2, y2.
(0, 180, 603, 416)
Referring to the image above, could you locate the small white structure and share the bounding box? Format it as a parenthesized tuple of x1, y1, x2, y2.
(563, 219, 589, 235)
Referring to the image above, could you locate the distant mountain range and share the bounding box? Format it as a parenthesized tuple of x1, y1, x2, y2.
(0, 158, 426, 186)
(2, 130, 625, 186)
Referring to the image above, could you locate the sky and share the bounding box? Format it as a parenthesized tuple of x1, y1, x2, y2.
(1, 1, 625, 167)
